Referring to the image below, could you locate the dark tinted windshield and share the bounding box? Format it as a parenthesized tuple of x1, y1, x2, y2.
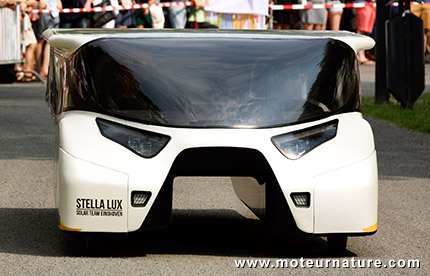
(63, 37, 360, 128)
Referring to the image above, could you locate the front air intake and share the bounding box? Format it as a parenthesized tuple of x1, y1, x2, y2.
(291, 192, 311, 208)
(131, 191, 152, 207)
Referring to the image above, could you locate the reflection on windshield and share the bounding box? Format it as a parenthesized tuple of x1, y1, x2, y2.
(64, 37, 360, 128)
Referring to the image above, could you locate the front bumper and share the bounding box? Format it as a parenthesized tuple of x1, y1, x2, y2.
(56, 111, 378, 235)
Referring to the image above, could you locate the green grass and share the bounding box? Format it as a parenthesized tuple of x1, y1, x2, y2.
(361, 93, 430, 135)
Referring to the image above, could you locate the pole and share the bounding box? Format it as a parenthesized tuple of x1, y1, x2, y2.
(375, 0, 390, 104)
(404, 0, 413, 108)
(270, 7, 273, 29)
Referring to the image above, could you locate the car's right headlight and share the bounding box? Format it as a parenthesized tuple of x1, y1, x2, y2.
(271, 120, 338, 160)
(96, 118, 170, 158)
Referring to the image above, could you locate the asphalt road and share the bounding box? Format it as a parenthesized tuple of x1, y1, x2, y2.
(0, 82, 429, 275)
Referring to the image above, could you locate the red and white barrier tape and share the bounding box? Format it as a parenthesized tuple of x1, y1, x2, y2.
(32, 1, 194, 14)
(31, 1, 428, 14)
(269, 1, 430, 10)
(270, 2, 374, 10)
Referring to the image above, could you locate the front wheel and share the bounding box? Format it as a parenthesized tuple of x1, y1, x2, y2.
(327, 234, 348, 256)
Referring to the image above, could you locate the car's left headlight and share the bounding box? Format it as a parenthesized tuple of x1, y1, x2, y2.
(271, 120, 338, 160)
(96, 118, 170, 158)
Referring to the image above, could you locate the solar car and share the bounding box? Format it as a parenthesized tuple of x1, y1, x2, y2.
(44, 29, 378, 255)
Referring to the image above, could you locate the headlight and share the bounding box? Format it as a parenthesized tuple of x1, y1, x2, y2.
(96, 118, 170, 158)
(271, 120, 338, 160)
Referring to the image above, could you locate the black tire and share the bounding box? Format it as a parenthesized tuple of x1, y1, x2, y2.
(83, 232, 104, 256)
(327, 234, 348, 256)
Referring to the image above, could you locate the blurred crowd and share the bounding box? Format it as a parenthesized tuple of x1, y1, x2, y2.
(1, 0, 429, 82)
(271, 0, 427, 66)
(271, 0, 378, 65)
(1, 0, 217, 81)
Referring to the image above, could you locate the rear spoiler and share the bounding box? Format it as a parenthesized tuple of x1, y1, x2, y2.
(43, 28, 375, 56)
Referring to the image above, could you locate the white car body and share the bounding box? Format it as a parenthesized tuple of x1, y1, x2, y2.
(44, 29, 378, 240)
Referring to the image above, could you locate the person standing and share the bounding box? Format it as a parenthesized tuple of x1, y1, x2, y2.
(168, 0, 186, 28)
(411, 0, 430, 63)
(326, 0, 343, 30)
(33, 0, 62, 78)
(355, 0, 376, 65)
(186, 0, 217, 28)
(17, 0, 39, 81)
(85, 0, 119, 28)
(115, 0, 135, 28)
(60, 0, 89, 28)
(271, 0, 296, 30)
(148, 0, 165, 28)
(301, 0, 327, 30)
(134, 0, 151, 28)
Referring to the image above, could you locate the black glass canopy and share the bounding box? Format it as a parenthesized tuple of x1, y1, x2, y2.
(49, 37, 360, 128)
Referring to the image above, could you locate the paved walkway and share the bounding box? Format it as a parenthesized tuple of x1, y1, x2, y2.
(360, 64, 430, 97)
